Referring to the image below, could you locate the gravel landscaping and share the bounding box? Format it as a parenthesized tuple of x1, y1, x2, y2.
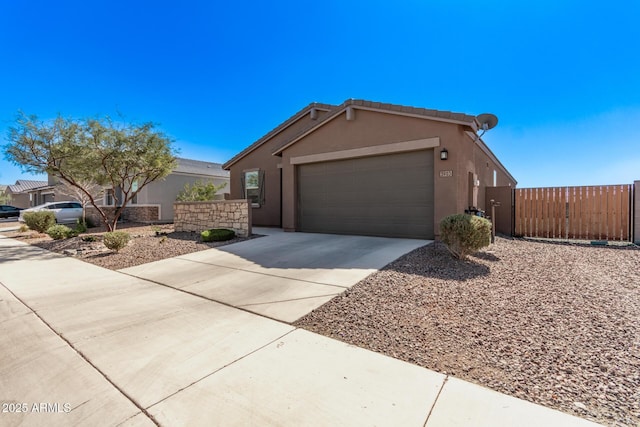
(3, 219, 638, 425)
(2, 222, 253, 270)
(295, 237, 640, 427)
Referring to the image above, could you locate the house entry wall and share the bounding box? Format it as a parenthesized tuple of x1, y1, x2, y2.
(485, 186, 514, 236)
(296, 150, 434, 239)
(514, 185, 632, 241)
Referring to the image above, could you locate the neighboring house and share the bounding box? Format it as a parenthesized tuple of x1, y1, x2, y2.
(25, 157, 229, 223)
(130, 157, 229, 221)
(4, 180, 49, 208)
(223, 99, 517, 239)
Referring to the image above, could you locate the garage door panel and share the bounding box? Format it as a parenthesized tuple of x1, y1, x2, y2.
(297, 150, 434, 239)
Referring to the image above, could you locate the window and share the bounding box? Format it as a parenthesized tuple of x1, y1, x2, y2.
(131, 181, 138, 204)
(243, 170, 262, 207)
(105, 189, 115, 206)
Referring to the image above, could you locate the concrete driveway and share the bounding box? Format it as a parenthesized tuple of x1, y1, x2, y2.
(0, 232, 602, 427)
(120, 228, 430, 322)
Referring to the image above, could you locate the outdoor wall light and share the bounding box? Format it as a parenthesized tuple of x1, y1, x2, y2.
(440, 148, 448, 160)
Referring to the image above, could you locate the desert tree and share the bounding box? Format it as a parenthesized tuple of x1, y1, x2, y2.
(56, 178, 104, 224)
(175, 180, 227, 202)
(3, 112, 177, 230)
(0, 190, 11, 205)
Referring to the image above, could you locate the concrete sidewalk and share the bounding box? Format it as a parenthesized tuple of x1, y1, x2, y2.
(0, 235, 602, 426)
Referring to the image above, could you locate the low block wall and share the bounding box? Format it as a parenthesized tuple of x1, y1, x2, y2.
(173, 200, 252, 237)
(86, 205, 160, 225)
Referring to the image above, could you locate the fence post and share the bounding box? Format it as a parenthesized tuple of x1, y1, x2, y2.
(634, 181, 639, 244)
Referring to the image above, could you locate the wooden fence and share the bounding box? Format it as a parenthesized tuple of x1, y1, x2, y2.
(514, 185, 632, 241)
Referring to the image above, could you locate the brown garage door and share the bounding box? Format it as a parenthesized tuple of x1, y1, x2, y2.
(297, 150, 434, 238)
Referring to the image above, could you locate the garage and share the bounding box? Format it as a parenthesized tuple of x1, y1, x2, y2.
(297, 149, 434, 238)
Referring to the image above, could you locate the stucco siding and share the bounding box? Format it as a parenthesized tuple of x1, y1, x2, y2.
(6, 192, 30, 208)
(144, 174, 229, 221)
(227, 103, 517, 238)
(279, 109, 516, 235)
(228, 109, 331, 227)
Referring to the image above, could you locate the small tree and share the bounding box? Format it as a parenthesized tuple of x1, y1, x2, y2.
(176, 180, 227, 202)
(0, 190, 11, 205)
(3, 112, 177, 231)
(56, 178, 104, 224)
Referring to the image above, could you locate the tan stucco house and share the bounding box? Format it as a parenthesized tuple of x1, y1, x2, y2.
(223, 99, 517, 239)
(128, 157, 229, 221)
(3, 180, 49, 208)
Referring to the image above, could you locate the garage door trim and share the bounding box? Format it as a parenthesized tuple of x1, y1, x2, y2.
(297, 150, 434, 239)
(290, 137, 440, 165)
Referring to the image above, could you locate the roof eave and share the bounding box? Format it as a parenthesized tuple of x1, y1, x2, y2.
(272, 103, 476, 156)
(464, 130, 518, 185)
(222, 103, 335, 170)
(171, 170, 229, 179)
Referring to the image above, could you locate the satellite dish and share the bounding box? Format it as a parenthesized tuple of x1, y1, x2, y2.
(476, 113, 498, 133)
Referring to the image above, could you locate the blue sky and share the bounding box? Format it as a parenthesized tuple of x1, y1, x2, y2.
(1, 0, 638, 188)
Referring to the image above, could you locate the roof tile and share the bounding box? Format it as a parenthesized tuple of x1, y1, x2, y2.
(269, 99, 478, 155)
(174, 158, 229, 177)
(7, 180, 48, 193)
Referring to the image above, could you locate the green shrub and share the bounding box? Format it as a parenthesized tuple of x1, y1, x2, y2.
(46, 224, 73, 240)
(84, 216, 96, 228)
(23, 211, 56, 233)
(201, 228, 235, 242)
(75, 219, 88, 234)
(439, 214, 492, 259)
(152, 225, 168, 236)
(103, 231, 130, 252)
(81, 235, 99, 242)
(19, 224, 29, 233)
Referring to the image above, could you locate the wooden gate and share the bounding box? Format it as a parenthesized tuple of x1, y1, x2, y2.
(514, 185, 632, 241)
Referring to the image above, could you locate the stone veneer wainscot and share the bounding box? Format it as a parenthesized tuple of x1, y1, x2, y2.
(173, 200, 252, 237)
(86, 205, 161, 225)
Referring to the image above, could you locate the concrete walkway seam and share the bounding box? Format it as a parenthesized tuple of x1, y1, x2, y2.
(120, 270, 296, 325)
(238, 293, 344, 308)
(423, 375, 449, 427)
(146, 328, 297, 411)
(0, 280, 159, 427)
(173, 256, 352, 289)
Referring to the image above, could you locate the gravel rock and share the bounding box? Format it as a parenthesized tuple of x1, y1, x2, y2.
(3, 223, 256, 270)
(295, 237, 640, 427)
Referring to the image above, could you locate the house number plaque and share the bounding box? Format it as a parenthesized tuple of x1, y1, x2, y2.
(439, 170, 453, 178)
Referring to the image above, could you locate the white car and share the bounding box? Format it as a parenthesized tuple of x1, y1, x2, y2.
(19, 201, 83, 224)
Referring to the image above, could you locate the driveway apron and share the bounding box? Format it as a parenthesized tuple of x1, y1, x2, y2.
(120, 228, 430, 322)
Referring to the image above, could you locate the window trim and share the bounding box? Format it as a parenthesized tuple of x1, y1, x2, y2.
(242, 169, 262, 208)
(130, 180, 138, 205)
(105, 188, 115, 206)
